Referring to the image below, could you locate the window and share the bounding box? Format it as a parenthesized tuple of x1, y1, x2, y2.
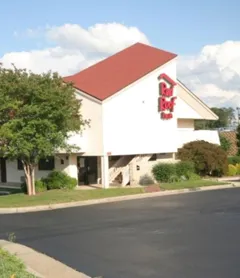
(17, 159, 24, 170)
(38, 157, 55, 171)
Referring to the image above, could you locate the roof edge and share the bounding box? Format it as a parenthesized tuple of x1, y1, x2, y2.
(177, 79, 219, 120)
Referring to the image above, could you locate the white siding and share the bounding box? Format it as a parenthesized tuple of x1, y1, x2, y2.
(175, 96, 202, 119)
(6, 154, 76, 183)
(65, 92, 103, 156)
(102, 60, 179, 155)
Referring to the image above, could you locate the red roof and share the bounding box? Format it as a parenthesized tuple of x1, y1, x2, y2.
(63, 43, 177, 100)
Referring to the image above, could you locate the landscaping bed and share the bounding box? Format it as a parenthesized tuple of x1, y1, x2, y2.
(0, 248, 36, 278)
(0, 180, 226, 208)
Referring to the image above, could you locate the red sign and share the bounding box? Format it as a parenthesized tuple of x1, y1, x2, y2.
(158, 73, 177, 119)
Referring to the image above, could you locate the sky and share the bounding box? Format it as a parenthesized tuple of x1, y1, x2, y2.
(1, 0, 240, 107)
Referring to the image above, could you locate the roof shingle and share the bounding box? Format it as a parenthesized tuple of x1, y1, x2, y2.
(63, 43, 177, 100)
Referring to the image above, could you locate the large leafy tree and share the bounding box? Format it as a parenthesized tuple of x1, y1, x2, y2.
(0, 65, 88, 195)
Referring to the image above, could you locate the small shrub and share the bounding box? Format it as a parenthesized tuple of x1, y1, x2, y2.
(139, 174, 155, 185)
(177, 140, 228, 177)
(21, 179, 47, 194)
(227, 164, 237, 176)
(175, 161, 195, 177)
(152, 163, 176, 183)
(227, 156, 240, 165)
(236, 163, 240, 175)
(186, 172, 201, 181)
(168, 174, 180, 183)
(43, 170, 77, 190)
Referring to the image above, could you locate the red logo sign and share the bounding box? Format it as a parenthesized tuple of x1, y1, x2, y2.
(158, 73, 177, 120)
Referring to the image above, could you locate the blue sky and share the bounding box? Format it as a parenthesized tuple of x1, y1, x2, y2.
(1, 0, 239, 56)
(1, 0, 240, 107)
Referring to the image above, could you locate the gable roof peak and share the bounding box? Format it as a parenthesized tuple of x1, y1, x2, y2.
(64, 43, 177, 100)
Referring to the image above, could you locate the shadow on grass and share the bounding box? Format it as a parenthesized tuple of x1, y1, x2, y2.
(0, 187, 22, 195)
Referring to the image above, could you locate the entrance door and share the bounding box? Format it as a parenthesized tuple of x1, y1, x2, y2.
(0, 158, 7, 183)
(77, 156, 98, 185)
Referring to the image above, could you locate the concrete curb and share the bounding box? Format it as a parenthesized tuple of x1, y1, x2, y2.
(0, 240, 91, 278)
(0, 183, 238, 214)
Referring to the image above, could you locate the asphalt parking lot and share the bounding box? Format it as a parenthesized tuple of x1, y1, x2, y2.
(0, 188, 240, 278)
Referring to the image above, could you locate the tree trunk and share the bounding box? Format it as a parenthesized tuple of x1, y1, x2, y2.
(30, 165, 36, 195)
(22, 162, 36, 196)
(23, 163, 32, 195)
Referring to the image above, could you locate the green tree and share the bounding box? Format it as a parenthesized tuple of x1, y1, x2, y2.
(219, 134, 232, 152)
(195, 107, 235, 130)
(0, 65, 88, 195)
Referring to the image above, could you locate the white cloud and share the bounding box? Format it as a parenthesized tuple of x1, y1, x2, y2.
(177, 40, 240, 108)
(46, 23, 149, 57)
(1, 23, 149, 76)
(1, 23, 240, 107)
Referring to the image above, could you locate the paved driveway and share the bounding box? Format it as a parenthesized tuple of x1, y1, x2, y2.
(0, 188, 240, 278)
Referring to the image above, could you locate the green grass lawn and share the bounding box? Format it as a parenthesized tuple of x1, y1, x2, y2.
(0, 180, 227, 208)
(159, 180, 225, 190)
(0, 248, 36, 278)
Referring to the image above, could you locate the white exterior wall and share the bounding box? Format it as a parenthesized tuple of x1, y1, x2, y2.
(6, 154, 78, 183)
(178, 130, 220, 147)
(66, 91, 103, 156)
(102, 60, 179, 155)
(175, 97, 203, 119)
(177, 119, 194, 130)
(6, 160, 51, 183)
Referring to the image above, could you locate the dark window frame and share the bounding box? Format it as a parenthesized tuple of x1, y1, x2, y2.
(17, 159, 24, 170)
(38, 157, 55, 171)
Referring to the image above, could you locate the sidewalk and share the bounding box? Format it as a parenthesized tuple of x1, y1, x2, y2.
(0, 240, 91, 278)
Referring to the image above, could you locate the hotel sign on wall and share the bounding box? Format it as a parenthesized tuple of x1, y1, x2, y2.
(158, 73, 177, 120)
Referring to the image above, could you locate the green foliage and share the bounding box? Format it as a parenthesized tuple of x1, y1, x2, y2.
(152, 163, 176, 183)
(177, 140, 228, 177)
(175, 161, 195, 177)
(227, 156, 240, 165)
(43, 170, 77, 190)
(0, 65, 88, 195)
(168, 174, 181, 183)
(152, 161, 196, 183)
(186, 172, 201, 181)
(227, 164, 237, 176)
(220, 134, 232, 152)
(195, 107, 235, 130)
(0, 248, 36, 278)
(235, 164, 240, 175)
(21, 179, 47, 194)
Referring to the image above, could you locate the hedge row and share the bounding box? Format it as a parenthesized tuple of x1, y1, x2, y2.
(152, 161, 200, 183)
